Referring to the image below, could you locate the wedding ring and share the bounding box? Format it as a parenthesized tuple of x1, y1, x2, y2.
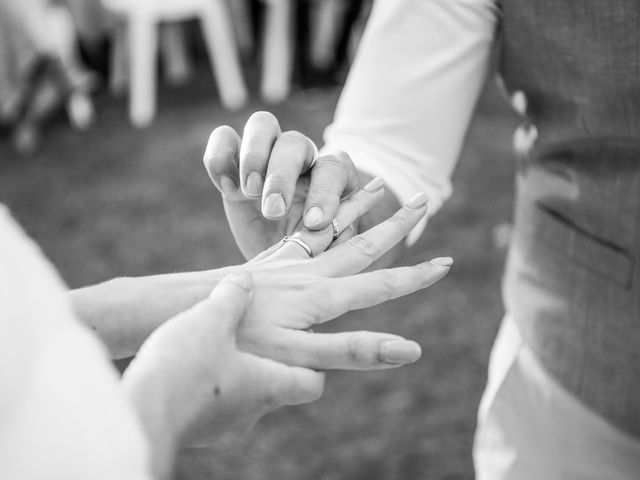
(308, 138, 319, 168)
(331, 218, 340, 240)
(283, 235, 313, 258)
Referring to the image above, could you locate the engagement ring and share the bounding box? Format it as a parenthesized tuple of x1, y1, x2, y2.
(331, 219, 340, 240)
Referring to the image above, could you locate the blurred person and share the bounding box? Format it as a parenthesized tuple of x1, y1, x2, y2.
(203, 1, 640, 478)
(0, 0, 96, 154)
(0, 172, 452, 478)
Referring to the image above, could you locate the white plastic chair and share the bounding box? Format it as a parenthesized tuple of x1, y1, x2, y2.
(260, 0, 293, 103)
(103, 0, 248, 127)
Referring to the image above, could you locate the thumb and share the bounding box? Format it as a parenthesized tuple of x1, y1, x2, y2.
(192, 273, 254, 339)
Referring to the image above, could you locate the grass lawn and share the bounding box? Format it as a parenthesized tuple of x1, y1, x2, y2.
(0, 67, 519, 479)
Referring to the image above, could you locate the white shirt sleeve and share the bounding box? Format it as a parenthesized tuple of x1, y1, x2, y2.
(322, 0, 499, 243)
(0, 205, 152, 480)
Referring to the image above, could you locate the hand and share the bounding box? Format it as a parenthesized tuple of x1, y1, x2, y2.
(122, 274, 324, 480)
(73, 184, 450, 370)
(226, 186, 450, 370)
(203, 111, 360, 259)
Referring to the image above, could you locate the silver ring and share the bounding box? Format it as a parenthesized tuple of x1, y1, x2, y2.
(283, 235, 313, 258)
(308, 138, 319, 169)
(331, 218, 340, 240)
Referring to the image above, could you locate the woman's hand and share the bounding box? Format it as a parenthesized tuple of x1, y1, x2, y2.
(204, 111, 360, 260)
(122, 274, 325, 480)
(224, 186, 451, 370)
(72, 183, 450, 370)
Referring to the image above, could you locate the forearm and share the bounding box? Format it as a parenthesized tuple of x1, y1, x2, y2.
(70, 268, 232, 359)
(324, 0, 498, 244)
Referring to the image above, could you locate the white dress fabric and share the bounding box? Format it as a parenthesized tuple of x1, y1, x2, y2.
(0, 205, 151, 480)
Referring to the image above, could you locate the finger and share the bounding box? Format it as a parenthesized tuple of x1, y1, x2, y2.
(270, 330, 421, 370)
(329, 223, 356, 248)
(269, 180, 385, 261)
(257, 356, 326, 405)
(262, 131, 317, 219)
(248, 238, 286, 263)
(203, 126, 242, 199)
(303, 151, 360, 230)
(239, 111, 281, 197)
(311, 192, 429, 276)
(328, 258, 452, 313)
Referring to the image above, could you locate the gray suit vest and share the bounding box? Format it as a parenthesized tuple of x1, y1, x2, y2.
(499, 0, 640, 438)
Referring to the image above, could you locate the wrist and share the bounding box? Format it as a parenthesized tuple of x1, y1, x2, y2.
(70, 267, 234, 359)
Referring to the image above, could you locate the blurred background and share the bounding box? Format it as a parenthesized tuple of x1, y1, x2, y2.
(0, 1, 520, 479)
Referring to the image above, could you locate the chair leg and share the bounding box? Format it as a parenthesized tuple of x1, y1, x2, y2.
(109, 20, 128, 95)
(160, 22, 193, 86)
(261, 0, 293, 103)
(309, 0, 345, 71)
(199, 0, 248, 111)
(129, 14, 157, 127)
(225, 0, 254, 58)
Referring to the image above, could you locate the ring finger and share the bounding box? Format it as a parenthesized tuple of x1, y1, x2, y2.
(269, 178, 386, 260)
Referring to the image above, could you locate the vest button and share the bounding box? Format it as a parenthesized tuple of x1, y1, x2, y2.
(511, 90, 528, 116)
(513, 123, 538, 155)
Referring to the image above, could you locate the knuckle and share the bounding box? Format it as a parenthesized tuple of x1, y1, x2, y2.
(333, 150, 353, 166)
(347, 235, 378, 260)
(204, 152, 236, 175)
(306, 185, 340, 205)
(346, 334, 374, 365)
(306, 289, 333, 327)
(377, 269, 399, 301)
(278, 130, 308, 146)
(318, 154, 348, 173)
(241, 150, 268, 169)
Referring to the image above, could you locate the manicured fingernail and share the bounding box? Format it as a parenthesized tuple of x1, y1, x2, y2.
(219, 175, 237, 195)
(364, 176, 385, 192)
(381, 340, 422, 365)
(304, 206, 324, 228)
(407, 192, 428, 209)
(245, 172, 263, 197)
(222, 273, 254, 293)
(263, 193, 286, 218)
(430, 256, 453, 267)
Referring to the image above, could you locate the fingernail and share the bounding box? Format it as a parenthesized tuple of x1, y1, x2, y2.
(407, 192, 428, 209)
(363, 176, 385, 193)
(219, 175, 237, 195)
(245, 172, 263, 197)
(263, 193, 286, 218)
(430, 256, 453, 267)
(304, 206, 324, 228)
(381, 340, 422, 365)
(221, 273, 254, 293)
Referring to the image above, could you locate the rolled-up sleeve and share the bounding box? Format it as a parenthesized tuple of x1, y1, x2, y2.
(323, 0, 499, 242)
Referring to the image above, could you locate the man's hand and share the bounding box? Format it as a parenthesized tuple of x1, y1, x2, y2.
(122, 274, 325, 480)
(204, 111, 362, 259)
